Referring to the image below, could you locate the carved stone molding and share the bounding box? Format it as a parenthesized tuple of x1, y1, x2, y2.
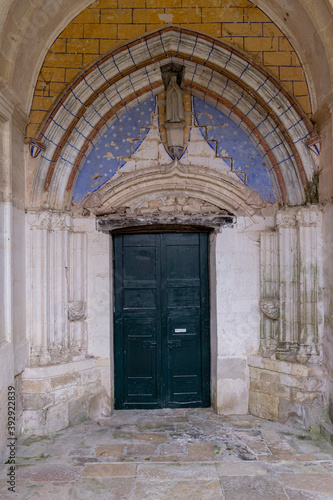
(27, 210, 72, 230)
(260, 299, 279, 320)
(296, 206, 321, 226)
(83, 159, 266, 219)
(276, 208, 298, 228)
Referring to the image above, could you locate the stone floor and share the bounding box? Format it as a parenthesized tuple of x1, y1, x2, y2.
(1, 408, 333, 499)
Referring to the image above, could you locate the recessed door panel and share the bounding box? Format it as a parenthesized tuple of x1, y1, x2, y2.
(114, 232, 210, 409)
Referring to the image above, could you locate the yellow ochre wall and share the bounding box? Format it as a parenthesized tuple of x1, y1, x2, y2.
(27, 0, 311, 139)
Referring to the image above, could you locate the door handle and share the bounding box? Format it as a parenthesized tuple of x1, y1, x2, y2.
(142, 340, 157, 349)
(168, 340, 182, 350)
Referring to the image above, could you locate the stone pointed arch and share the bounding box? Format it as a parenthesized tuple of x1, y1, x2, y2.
(30, 26, 318, 210)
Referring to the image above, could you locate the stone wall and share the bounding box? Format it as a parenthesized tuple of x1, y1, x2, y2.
(211, 216, 275, 415)
(21, 359, 108, 435)
(0, 85, 29, 461)
(249, 356, 327, 431)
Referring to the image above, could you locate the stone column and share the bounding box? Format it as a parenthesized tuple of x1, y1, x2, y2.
(296, 206, 322, 363)
(68, 231, 87, 357)
(276, 209, 299, 360)
(260, 232, 279, 357)
(48, 213, 71, 362)
(29, 220, 52, 365)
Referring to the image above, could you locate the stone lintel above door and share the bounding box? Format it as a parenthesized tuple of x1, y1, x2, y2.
(97, 214, 235, 233)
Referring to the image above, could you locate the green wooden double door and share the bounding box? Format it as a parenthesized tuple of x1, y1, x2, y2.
(114, 233, 210, 409)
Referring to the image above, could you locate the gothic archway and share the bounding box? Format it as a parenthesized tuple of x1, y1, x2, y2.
(31, 27, 318, 211)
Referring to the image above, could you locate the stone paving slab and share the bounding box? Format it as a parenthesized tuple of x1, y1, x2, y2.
(278, 473, 333, 496)
(16, 463, 83, 482)
(82, 463, 137, 478)
(0, 479, 74, 500)
(2, 408, 333, 499)
(221, 475, 289, 499)
(71, 478, 136, 500)
(216, 461, 270, 476)
(132, 479, 224, 500)
(136, 463, 219, 481)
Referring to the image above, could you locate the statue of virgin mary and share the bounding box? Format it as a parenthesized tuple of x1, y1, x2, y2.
(165, 75, 185, 123)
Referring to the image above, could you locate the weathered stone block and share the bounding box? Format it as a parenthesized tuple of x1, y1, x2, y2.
(249, 391, 279, 421)
(21, 410, 45, 435)
(45, 403, 68, 433)
(279, 373, 325, 392)
(50, 373, 79, 389)
(249, 367, 260, 380)
(22, 393, 54, 410)
(22, 379, 51, 394)
(53, 384, 79, 404)
(262, 358, 292, 374)
(89, 392, 102, 419)
(250, 379, 291, 400)
(148, 200, 162, 208)
(279, 398, 326, 430)
(68, 396, 90, 426)
(290, 388, 324, 404)
(290, 364, 311, 377)
(260, 371, 281, 385)
(80, 368, 101, 386)
(79, 381, 100, 397)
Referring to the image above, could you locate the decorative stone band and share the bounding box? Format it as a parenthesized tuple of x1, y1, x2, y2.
(31, 27, 318, 210)
(97, 215, 234, 233)
(276, 205, 321, 228)
(26, 210, 73, 230)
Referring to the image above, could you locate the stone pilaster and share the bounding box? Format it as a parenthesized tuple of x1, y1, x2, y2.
(296, 207, 322, 364)
(259, 232, 279, 357)
(29, 225, 52, 365)
(48, 223, 70, 362)
(68, 231, 87, 357)
(276, 209, 299, 360)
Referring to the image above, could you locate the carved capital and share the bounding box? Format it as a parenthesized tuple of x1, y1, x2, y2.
(50, 212, 72, 231)
(27, 210, 72, 230)
(67, 301, 86, 322)
(276, 209, 297, 228)
(27, 210, 52, 229)
(296, 207, 321, 227)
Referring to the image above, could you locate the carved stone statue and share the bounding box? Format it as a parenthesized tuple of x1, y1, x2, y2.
(164, 74, 186, 158)
(166, 76, 185, 124)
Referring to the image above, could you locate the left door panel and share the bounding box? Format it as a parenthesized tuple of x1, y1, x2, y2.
(114, 234, 161, 408)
